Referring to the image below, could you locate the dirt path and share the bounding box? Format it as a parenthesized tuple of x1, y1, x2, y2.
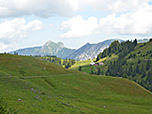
(0, 73, 74, 79)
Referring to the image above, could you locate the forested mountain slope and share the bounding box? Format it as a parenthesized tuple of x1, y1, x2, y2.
(96, 39, 152, 91)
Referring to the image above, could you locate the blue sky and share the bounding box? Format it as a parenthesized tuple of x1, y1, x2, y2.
(0, 0, 152, 52)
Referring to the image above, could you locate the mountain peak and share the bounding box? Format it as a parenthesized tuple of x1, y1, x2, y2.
(57, 42, 65, 48)
(85, 42, 90, 46)
(45, 40, 54, 45)
(40, 40, 75, 58)
(44, 41, 65, 48)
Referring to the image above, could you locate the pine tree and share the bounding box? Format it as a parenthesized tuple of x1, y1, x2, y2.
(138, 59, 141, 64)
(132, 68, 136, 77)
(106, 62, 112, 76)
(128, 65, 132, 76)
(136, 65, 140, 73)
(133, 39, 137, 47)
(97, 68, 101, 75)
(147, 70, 152, 84)
(71, 60, 75, 65)
(141, 70, 146, 78)
(79, 66, 82, 71)
(146, 59, 151, 71)
(118, 67, 124, 77)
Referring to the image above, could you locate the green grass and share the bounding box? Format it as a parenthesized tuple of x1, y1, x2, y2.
(70, 54, 118, 74)
(70, 59, 92, 70)
(98, 54, 118, 63)
(0, 54, 69, 77)
(0, 54, 152, 114)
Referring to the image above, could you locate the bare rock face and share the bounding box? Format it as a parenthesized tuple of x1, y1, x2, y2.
(67, 39, 123, 61)
(18, 99, 22, 102)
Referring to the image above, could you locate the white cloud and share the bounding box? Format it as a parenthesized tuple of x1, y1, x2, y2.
(0, 18, 42, 40)
(0, 18, 42, 52)
(50, 24, 54, 27)
(60, 15, 98, 38)
(0, 41, 19, 52)
(98, 3, 152, 35)
(0, 0, 151, 18)
(0, 0, 78, 18)
(60, 3, 152, 38)
(79, 0, 150, 13)
(0, 42, 9, 50)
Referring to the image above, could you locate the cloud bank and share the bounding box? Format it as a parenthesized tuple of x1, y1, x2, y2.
(0, 18, 42, 51)
(60, 3, 152, 38)
(60, 15, 98, 38)
(0, 0, 150, 17)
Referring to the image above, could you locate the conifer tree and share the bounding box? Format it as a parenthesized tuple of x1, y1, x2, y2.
(147, 70, 152, 84)
(133, 39, 137, 46)
(136, 65, 140, 73)
(97, 68, 101, 75)
(79, 66, 82, 71)
(146, 59, 151, 71)
(128, 65, 132, 76)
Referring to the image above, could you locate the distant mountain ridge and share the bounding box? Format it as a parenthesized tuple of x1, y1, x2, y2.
(10, 40, 76, 58)
(10, 39, 124, 60)
(67, 39, 123, 61)
(137, 38, 149, 43)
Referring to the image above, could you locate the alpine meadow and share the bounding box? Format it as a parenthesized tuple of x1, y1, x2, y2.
(0, 0, 152, 114)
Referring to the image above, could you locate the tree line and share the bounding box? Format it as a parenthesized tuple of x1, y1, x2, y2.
(37, 56, 75, 69)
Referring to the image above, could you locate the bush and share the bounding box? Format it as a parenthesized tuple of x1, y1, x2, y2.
(0, 96, 17, 114)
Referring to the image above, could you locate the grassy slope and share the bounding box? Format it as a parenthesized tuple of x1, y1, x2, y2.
(0, 54, 152, 114)
(0, 54, 69, 76)
(69, 59, 92, 70)
(70, 54, 118, 74)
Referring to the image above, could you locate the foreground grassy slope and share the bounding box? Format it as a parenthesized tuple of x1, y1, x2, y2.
(0, 54, 152, 114)
(0, 54, 69, 76)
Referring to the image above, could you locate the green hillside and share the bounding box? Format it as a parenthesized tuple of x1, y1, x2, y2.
(0, 54, 69, 76)
(70, 54, 118, 74)
(73, 39, 152, 92)
(69, 59, 92, 70)
(0, 54, 152, 114)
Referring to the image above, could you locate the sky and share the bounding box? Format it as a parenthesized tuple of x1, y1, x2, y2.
(0, 0, 152, 52)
